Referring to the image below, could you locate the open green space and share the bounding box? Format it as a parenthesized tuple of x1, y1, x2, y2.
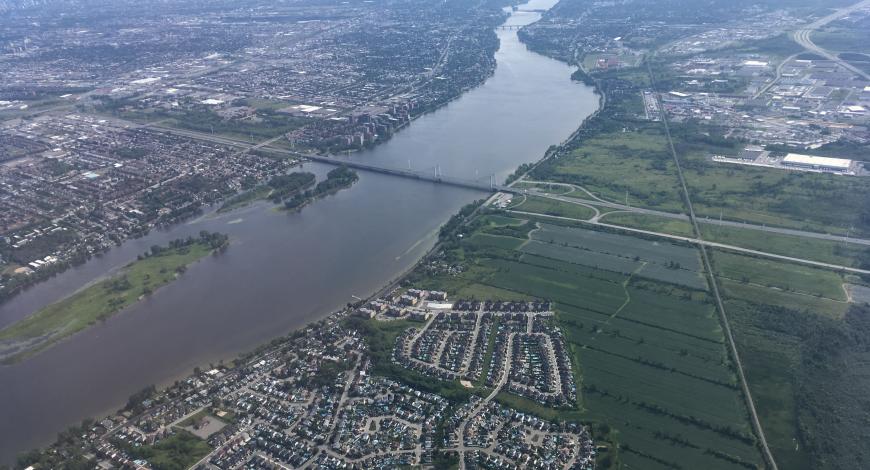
(120, 430, 211, 470)
(402, 214, 761, 469)
(0, 233, 228, 363)
(509, 195, 595, 220)
(711, 250, 847, 303)
(218, 171, 315, 213)
(727, 298, 870, 470)
(668, 120, 870, 236)
(531, 122, 686, 213)
(814, 24, 870, 54)
(93, 96, 307, 142)
(599, 212, 695, 237)
(513, 181, 575, 194)
(701, 224, 870, 268)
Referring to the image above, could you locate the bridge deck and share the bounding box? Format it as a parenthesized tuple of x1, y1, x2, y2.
(302, 154, 508, 193)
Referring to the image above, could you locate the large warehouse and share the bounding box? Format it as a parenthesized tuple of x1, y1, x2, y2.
(782, 153, 853, 172)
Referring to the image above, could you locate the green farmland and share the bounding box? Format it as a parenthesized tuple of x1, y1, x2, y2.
(406, 214, 763, 469)
(700, 224, 870, 268)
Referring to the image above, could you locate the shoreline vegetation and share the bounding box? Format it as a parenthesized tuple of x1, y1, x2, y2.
(0, 3, 505, 309)
(282, 166, 360, 212)
(0, 2, 500, 309)
(0, 232, 229, 365)
(7, 7, 595, 467)
(217, 171, 315, 213)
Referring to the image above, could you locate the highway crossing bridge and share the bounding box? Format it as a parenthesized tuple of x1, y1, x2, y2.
(301, 153, 517, 194)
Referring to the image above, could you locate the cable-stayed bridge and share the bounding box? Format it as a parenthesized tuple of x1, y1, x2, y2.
(141, 124, 516, 194)
(302, 153, 518, 194)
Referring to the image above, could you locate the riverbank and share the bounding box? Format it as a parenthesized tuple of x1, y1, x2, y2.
(0, 0, 600, 461)
(0, 233, 229, 365)
(281, 167, 359, 212)
(218, 172, 316, 214)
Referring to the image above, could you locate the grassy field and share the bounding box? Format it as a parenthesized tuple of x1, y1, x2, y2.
(0, 241, 217, 363)
(701, 224, 870, 268)
(402, 215, 762, 469)
(513, 181, 576, 194)
(124, 430, 211, 470)
(711, 247, 851, 319)
(509, 195, 595, 220)
(671, 126, 870, 236)
(599, 212, 695, 237)
(531, 63, 870, 237)
(711, 250, 847, 302)
(814, 25, 870, 53)
(720, 279, 849, 320)
(531, 124, 687, 213)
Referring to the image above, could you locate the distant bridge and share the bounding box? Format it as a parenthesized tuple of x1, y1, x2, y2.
(301, 153, 518, 194)
(496, 25, 523, 30)
(143, 124, 517, 194)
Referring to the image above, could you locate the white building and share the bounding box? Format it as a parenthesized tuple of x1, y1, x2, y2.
(782, 153, 852, 172)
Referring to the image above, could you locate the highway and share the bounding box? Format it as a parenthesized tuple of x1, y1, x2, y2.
(144, 119, 870, 252)
(646, 58, 779, 470)
(506, 209, 870, 275)
(753, 52, 798, 99)
(524, 189, 870, 247)
(792, 0, 870, 81)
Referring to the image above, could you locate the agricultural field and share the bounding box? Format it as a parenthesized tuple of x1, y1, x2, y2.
(712, 251, 847, 301)
(409, 214, 762, 469)
(710, 250, 851, 319)
(522, 224, 706, 289)
(700, 224, 870, 268)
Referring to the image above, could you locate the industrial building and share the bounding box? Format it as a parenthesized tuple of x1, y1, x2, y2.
(782, 153, 853, 172)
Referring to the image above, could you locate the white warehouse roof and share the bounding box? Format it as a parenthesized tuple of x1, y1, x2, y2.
(783, 153, 852, 170)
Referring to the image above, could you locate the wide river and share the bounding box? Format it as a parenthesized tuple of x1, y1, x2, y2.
(0, 0, 598, 462)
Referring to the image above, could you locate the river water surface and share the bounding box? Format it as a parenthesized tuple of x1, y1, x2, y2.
(0, 0, 598, 462)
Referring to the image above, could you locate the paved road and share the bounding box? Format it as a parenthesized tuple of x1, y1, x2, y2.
(650, 59, 780, 468)
(508, 210, 870, 275)
(753, 52, 799, 99)
(131, 114, 870, 257)
(457, 333, 516, 469)
(792, 0, 870, 81)
(525, 188, 870, 247)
